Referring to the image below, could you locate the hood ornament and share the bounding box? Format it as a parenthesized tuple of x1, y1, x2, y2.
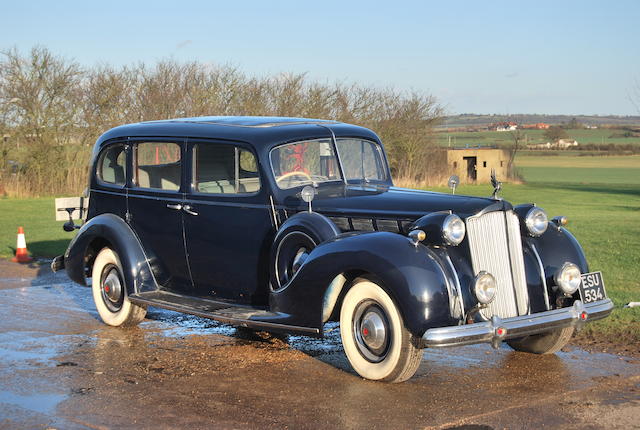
(490, 169, 502, 200)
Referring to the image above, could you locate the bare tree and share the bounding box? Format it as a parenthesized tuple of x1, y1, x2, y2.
(507, 129, 524, 177)
(0, 46, 82, 147)
(0, 46, 445, 195)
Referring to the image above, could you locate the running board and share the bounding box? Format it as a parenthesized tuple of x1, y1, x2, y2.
(129, 291, 320, 336)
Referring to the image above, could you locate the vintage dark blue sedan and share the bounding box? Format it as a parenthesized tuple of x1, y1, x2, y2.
(54, 116, 613, 382)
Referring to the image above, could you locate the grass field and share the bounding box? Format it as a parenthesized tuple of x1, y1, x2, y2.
(0, 198, 72, 260)
(1, 154, 638, 341)
(437, 128, 640, 147)
(515, 154, 640, 185)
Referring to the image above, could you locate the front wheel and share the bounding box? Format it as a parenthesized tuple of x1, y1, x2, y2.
(507, 326, 575, 354)
(91, 247, 147, 327)
(340, 278, 423, 382)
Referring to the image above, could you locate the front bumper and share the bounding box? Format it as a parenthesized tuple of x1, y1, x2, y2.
(422, 299, 614, 348)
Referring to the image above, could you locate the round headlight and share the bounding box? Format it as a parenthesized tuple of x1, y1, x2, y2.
(442, 214, 466, 246)
(525, 207, 548, 237)
(554, 262, 582, 295)
(473, 271, 497, 304)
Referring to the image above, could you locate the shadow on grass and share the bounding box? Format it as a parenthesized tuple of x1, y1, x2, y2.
(25, 239, 71, 259)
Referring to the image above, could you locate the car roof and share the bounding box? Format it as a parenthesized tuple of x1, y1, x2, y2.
(146, 116, 340, 127)
(95, 116, 380, 151)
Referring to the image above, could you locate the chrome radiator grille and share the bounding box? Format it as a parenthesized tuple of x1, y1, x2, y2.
(466, 210, 529, 318)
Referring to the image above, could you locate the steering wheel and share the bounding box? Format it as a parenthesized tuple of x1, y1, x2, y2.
(276, 171, 313, 185)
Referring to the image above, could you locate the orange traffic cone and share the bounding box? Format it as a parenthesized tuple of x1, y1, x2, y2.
(12, 226, 33, 263)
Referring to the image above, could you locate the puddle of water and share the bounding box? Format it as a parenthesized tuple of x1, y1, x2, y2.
(0, 390, 66, 415)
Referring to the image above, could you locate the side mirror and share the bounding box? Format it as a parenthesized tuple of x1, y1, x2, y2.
(448, 175, 459, 195)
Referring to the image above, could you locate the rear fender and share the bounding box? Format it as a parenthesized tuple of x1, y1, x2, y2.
(64, 214, 156, 294)
(269, 231, 456, 337)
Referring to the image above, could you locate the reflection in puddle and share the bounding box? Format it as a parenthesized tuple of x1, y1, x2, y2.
(0, 390, 65, 414)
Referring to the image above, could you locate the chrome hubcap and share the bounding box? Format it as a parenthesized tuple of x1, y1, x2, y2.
(361, 310, 387, 351)
(353, 301, 390, 363)
(101, 265, 124, 312)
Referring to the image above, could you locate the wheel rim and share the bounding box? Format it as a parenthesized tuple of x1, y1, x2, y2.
(352, 300, 391, 363)
(274, 231, 315, 288)
(100, 264, 124, 313)
(290, 247, 309, 277)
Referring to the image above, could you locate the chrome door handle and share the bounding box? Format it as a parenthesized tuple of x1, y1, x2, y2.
(166, 203, 182, 210)
(183, 205, 198, 216)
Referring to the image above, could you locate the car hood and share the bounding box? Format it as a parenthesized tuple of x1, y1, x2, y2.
(286, 184, 506, 220)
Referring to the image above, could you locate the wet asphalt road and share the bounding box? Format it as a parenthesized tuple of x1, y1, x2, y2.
(0, 260, 638, 430)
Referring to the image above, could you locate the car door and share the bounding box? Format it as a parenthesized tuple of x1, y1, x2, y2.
(183, 139, 273, 305)
(127, 139, 192, 292)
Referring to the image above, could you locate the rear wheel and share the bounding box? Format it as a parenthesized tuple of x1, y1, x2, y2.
(507, 326, 574, 354)
(340, 278, 423, 382)
(91, 248, 146, 327)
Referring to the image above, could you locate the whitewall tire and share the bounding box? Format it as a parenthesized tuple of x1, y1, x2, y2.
(340, 278, 423, 382)
(91, 248, 146, 327)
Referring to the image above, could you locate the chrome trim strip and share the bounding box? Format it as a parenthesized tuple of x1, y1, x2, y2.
(530, 243, 551, 311)
(422, 299, 613, 348)
(443, 254, 465, 320)
(269, 195, 279, 229)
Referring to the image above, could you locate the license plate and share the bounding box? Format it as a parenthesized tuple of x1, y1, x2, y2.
(579, 271, 607, 304)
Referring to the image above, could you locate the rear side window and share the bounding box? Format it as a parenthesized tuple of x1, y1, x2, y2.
(98, 144, 126, 185)
(135, 142, 182, 191)
(194, 143, 260, 194)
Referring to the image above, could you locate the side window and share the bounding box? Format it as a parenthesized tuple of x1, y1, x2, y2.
(194, 144, 260, 194)
(98, 144, 126, 185)
(135, 142, 181, 191)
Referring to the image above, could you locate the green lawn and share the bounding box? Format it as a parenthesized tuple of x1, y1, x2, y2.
(0, 198, 72, 260)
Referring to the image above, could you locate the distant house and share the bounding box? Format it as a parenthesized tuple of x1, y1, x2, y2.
(557, 139, 579, 148)
(527, 139, 578, 150)
(521, 123, 550, 130)
(488, 121, 518, 131)
(447, 148, 509, 183)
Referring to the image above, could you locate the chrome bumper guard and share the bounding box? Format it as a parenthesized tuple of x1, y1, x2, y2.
(422, 299, 614, 349)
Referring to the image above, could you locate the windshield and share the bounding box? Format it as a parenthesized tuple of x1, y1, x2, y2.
(335, 138, 387, 183)
(271, 138, 388, 189)
(270, 139, 342, 189)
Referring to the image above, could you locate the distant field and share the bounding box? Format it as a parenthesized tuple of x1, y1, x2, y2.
(515, 154, 640, 184)
(437, 128, 640, 147)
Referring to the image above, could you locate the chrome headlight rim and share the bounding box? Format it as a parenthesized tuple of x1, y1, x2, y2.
(554, 262, 582, 295)
(525, 207, 548, 237)
(473, 271, 497, 304)
(442, 214, 466, 246)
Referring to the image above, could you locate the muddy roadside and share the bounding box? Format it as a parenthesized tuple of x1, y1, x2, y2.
(0, 259, 638, 429)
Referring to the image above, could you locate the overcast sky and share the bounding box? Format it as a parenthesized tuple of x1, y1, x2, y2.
(2, 0, 639, 115)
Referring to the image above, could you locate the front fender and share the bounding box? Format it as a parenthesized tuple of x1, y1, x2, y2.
(269, 231, 456, 337)
(64, 214, 156, 294)
(528, 226, 588, 279)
